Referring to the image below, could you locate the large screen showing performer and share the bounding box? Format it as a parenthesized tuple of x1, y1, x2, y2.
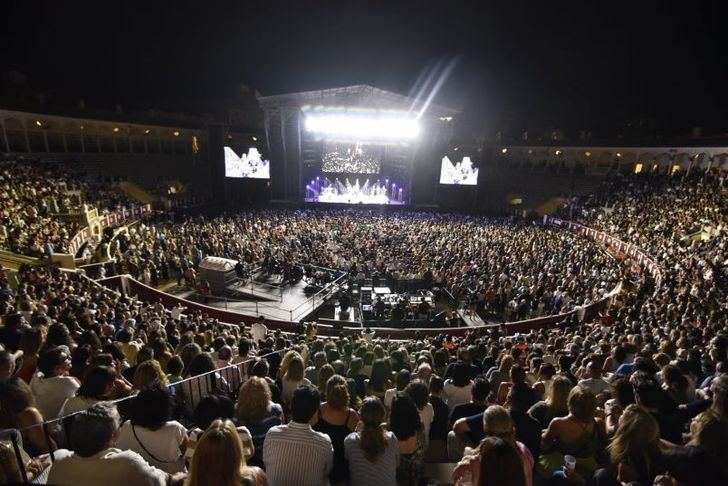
(322, 142, 381, 174)
(224, 147, 271, 179)
(439, 156, 479, 185)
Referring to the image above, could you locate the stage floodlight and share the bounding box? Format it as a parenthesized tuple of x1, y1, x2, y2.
(304, 112, 420, 141)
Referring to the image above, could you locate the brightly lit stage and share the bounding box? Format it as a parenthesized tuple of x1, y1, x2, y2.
(304, 177, 406, 205)
(258, 85, 459, 206)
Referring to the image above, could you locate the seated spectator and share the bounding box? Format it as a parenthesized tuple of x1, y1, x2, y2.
(508, 381, 542, 463)
(390, 393, 425, 486)
(116, 385, 188, 474)
(344, 397, 399, 486)
(236, 376, 283, 466)
(603, 376, 635, 435)
(263, 384, 334, 486)
(186, 419, 266, 486)
(384, 369, 411, 409)
(186, 394, 254, 463)
(451, 405, 533, 486)
(314, 374, 359, 484)
(443, 362, 474, 414)
(60, 365, 129, 416)
(366, 359, 392, 399)
(405, 380, 434, 442)
(578, 359, 610, 398)
(632, 372, 685, 444)
(539, 385, 606, 479)
(688, 374, 728, 481)
(29, 347, 80, 420)
(450, 376, 490, 426)
(0, 377, 55, 455)
(280, 353, 310, 406)
(429, 375, 449, 441)
(47, 402, 174, 486)
(133, 359, 170, 391)
(528, 375, 573, 430)
(15, 327, 42, 383)
(594, 404, 665, 486)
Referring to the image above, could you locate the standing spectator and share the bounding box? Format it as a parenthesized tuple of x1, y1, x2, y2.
(314, 375, 360, 484)
(250, 316, 268, 345)
(345, 397, 399, 486)
(578, 360, 610, 397)
(263, 384, 333, 486)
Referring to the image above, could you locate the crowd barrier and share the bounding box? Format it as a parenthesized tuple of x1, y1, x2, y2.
(0, 350, 285, 483)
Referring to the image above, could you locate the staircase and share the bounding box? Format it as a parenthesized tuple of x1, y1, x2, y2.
(119, 180, 159, 205)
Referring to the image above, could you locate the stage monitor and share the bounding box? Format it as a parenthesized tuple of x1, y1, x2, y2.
(224, 147, 270, 179)
(322, 142, 381, 174)
(439, 156, 479, 185)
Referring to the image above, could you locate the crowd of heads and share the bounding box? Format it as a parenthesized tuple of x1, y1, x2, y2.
(0, 160, 724, 485)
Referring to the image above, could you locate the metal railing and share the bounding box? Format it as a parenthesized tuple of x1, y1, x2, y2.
(0, 349, 286, 482)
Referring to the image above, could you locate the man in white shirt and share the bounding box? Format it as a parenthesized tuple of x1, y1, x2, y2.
(578, 360, 610, 396)
(47, 402, 179, 486)
(250, 316, 268, 345)
(264, 384, 333, 486)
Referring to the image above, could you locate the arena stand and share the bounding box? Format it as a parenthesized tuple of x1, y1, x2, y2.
(0, 161, 725, 485)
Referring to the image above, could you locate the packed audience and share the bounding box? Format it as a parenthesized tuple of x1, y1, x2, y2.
(0, 158, 136, 257)
(0, 164, 724, 486)
(112, 210, 622, 322)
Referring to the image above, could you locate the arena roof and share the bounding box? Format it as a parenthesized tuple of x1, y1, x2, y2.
(257, 84, 459, 119)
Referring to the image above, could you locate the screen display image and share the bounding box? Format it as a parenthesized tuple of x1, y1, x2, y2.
(439, 156, 479, 185)
(322, 142, 381, 174)
(224, 147, 271, 179)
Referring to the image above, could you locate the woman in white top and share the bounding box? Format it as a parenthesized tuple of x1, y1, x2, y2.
(116, 385, 189, 474)
(442, 362, 474, 414)
(29, 347, 79, 421)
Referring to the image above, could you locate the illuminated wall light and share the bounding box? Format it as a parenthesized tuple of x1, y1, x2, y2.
(501, 148, 508, 154)
(439, 116, 453, 122)
(555, 150, 562, 156)
(113, 127, 120, 132)
(144, 129, 151, 135)
(173, 131, 180, 137)
(585, 151, 591, 157)
(453, 147, 459, 151)
(79, 125, 84, 130)
(227, 135, 233, 140)
(252, 136, 258, 141)
(671, 164, 680, 174)
(616, 152, 622, 157)
(634, 163, 643, 174)
(528, 149, 533, 155)
(35, 120, 43, 127)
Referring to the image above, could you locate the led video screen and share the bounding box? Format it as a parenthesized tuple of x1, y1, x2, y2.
(322, 143, 381, 174)
(439, 156, 479, 185)
(224, 147, 270, 179)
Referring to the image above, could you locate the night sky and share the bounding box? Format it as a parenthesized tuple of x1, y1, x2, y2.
(4, 1, 728, 133)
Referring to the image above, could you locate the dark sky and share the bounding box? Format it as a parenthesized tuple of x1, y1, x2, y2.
(4, 1, 728, 133)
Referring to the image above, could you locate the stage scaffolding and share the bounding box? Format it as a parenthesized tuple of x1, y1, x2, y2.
(257, 85, 459, 204)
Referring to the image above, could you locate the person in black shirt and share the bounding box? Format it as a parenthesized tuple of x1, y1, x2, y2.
(427, 376, 450, 462)
(508, 381, 542, 463)
(374, 297, 385, 319)
(0, 313, 23, 352)
(450, 377, 489, 426)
